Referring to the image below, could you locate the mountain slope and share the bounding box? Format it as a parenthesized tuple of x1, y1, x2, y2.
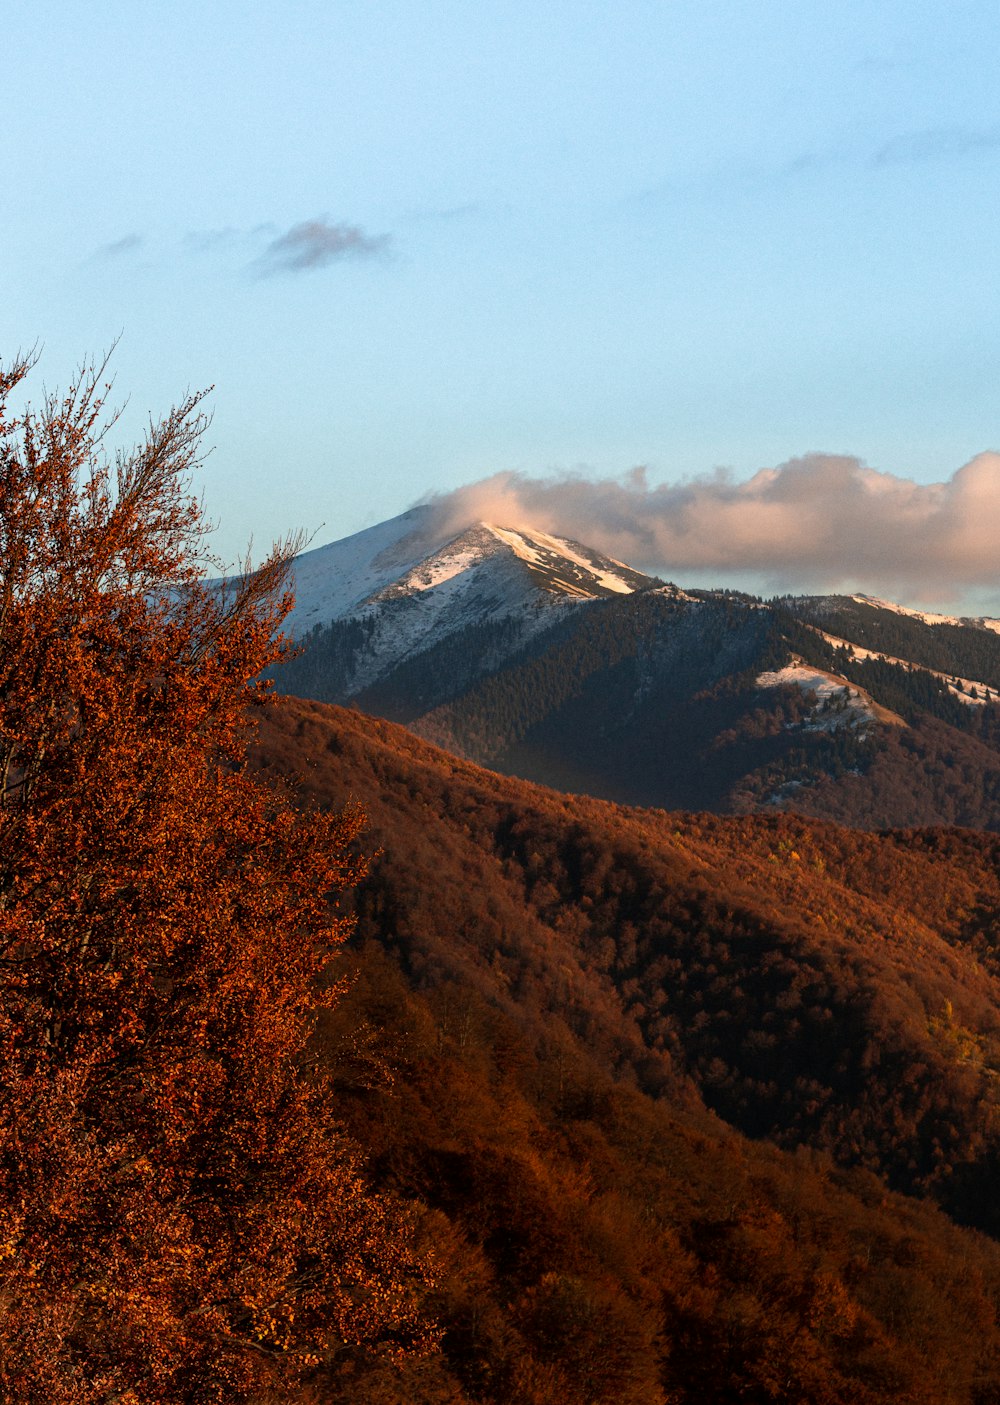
(394, 589, 1000, 826)
(281, 508, 661, 704)
(272, 514, 1000, 830)
(251, 696, 1000, 1403)
(255, 696, 1000, 1230)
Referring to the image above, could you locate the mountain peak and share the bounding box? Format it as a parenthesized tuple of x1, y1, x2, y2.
(285, 509, 658, 635)
(275, 508, 663, 704)
(381, 518, 657, 604)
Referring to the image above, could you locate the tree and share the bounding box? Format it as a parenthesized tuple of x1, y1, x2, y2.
(0, 354, 433, 1401)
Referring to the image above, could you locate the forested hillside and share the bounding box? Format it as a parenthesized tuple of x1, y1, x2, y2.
(798, 596, 1000, 692)
(276, 585, 1000, 831)
(251, 697, 1000, 1403)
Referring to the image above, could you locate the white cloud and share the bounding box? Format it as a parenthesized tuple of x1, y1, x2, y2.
(425, 452, 1000, 610)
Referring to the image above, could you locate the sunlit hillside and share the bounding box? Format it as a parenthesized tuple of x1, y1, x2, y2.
(251, 696, 1000, 1403)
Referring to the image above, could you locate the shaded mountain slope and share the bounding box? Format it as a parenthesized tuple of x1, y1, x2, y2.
(249, 697, 1000, 1402)
(406, 591, 1000, 827)
(270, 510, 1000, 831)
(278, 573, 1000, 829)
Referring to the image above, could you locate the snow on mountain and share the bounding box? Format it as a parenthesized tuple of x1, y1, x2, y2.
(849, 594, 968, 627)
(483, 525, 641, 596)
(280, 508, 660, 697)
(755, 663, 899, 730)
(807, 624, 1000, 706)
(285, 505, 456, 632)
(284, 508, 656, 635)
(800, 592, 1000, 634)
(278, 508, 999, 719)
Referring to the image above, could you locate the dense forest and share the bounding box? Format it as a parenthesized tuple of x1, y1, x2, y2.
(275, 585, 1000, 833)
(249, 696, 1000, 1402)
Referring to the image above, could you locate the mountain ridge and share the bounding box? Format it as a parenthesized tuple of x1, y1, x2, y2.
(272, 511, 1000, 831)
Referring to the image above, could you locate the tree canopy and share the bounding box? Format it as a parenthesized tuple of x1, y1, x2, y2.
(0, 354, 431, 1402)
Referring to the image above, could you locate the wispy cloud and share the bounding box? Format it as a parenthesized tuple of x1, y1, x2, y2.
(628, 119, 1000, 211)
(874, 126, 1000, 166)
(91, 233, 143, 261)
(254, 217, 390, 276)
(426, 453, 1000, 610)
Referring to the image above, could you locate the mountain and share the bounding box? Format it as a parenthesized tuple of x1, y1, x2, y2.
(273, 512, 1000, 831)
(252, 695, 1000, 1404)
(282, 505, 662, 706)
(286, 504, 657, 633)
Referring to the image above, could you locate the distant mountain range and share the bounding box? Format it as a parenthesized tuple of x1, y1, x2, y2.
(273, 506, 1000, 830)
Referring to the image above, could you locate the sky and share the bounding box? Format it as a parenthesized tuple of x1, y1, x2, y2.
(5, 1, 1000, 610)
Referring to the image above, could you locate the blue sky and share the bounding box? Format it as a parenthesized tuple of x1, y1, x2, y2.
(5, 1, 1000, 605)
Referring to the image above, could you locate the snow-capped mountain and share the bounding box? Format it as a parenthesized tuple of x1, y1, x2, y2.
(282, 506, 662, 699)
(286, 505, 657, 633)
(273, 508, 1000, 831)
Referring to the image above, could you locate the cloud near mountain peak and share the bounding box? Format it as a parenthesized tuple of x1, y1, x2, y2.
(426, 452, 1000, 610)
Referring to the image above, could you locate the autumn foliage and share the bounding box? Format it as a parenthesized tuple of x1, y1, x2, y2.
(0, 356, 430, 1401)
(254, 696, 1000, 1403)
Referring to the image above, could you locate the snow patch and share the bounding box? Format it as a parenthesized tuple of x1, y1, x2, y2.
(850, 594, 965, 628)
(486, 524, 638, 594)
(756, 665, 879, 731)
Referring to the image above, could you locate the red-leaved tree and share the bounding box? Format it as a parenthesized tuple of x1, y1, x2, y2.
(0, 354, 433, 1402)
